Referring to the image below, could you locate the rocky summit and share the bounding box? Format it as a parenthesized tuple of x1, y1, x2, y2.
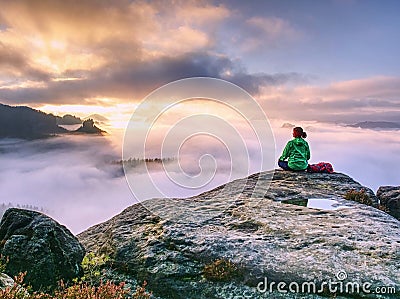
(0, 208, 85, 290)
(78, 170, 400, 299)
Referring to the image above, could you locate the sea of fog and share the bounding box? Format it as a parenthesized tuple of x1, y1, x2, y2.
(0, 122, 399, 234)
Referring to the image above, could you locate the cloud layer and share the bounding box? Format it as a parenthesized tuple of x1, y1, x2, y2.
(1, 121, 398, 234)
(0, 135, 132, 234)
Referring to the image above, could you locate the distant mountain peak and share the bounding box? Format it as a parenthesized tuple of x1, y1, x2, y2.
(56, 114, 82, 125)
(347, 121, 400, 129)
(75, 119, 106, 134)
(281, 122, 295, 128)
(0, 103, 67, 139)
(84, 114, 109, 123)
(0, 103, 107, 139)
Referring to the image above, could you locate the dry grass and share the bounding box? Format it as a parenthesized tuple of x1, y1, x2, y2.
(203, 259, 241, 281)
(344, 189, 373, 206)
(0, 272, 152, 299)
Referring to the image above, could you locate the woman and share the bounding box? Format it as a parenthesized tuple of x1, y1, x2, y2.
(278, 127, 310, 171)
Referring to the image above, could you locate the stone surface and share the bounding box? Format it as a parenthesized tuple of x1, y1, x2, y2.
(78, 170, 399, 298)
(377, 186, 400, 220)
(0, 208, 85, 290)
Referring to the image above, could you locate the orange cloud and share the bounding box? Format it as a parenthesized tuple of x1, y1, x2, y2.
(0, 0, 232, 77)
(0, 1, 231, 105)
(174, 2, 230, 26)
(0, 0, 158, 75)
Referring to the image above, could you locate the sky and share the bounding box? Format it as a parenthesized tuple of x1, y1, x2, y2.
(0, 0, 399, 123)
(0, 0, 400, 233)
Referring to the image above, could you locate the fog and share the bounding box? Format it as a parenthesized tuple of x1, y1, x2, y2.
(0, 122, 399, 234)
(0, 135, 133, 234)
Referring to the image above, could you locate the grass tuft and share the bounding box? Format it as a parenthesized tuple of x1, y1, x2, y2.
(344, 189, 373, 206)
(203, 259, 241, 282)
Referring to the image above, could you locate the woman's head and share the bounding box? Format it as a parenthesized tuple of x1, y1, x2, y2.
(293, 127, 307, 138)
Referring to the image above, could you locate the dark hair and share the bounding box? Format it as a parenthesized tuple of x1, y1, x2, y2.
(293, 127, 307, 138)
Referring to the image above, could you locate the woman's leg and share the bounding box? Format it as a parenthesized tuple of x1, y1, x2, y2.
(278, 160, 291, 170)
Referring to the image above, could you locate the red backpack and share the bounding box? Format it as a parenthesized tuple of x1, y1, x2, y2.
(307, 162, 334, 173)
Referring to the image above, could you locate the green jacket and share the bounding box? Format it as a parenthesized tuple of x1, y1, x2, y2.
(279, 137, 310, 170)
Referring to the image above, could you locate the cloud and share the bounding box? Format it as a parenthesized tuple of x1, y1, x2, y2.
(246, 16, 296, 37)
(142, 1, 231, 55)
(173, 1, 230, 26)
(0, 0, 153, 76)
(219, 14, 302, 53)
(259, 76, 400, 123)
(0, 0, 307, 107)
(0, 42, 51, 81)
(0, 135, 132, 234)
(241, 16, 300, 51)
(296, 76, 400, 103)
(1, 120, 398, 235)
(0, 0, 230, 78)
(0, 115, 274, 233)
(0, 51, 306, 105)
(2, 0, 395, 126)
(0, 0, 154, 45)
(145, 26, 211, 55)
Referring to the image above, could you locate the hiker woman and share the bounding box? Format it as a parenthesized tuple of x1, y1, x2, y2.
(278, 127, 310, 171)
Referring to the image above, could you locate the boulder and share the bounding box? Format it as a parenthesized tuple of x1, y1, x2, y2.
(0, 273, 14, 289)
(0, 272, 29, 297)
(377, 186, 400, 220)
(0, 208, 85, 290)
(78, 170, 399, 298)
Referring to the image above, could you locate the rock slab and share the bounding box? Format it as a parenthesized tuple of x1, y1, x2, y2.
(79, 171, 399, 298)
(0, 208, 85, 290)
